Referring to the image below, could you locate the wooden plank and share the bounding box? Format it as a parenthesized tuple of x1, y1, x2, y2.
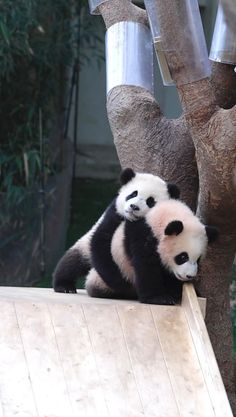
(198, 297, 207, 319)
(82, 304, 145, 417)
(0, 287, 139, 305)
(0, 287, 207, 317)
(48, 303, 109, 417)
(0, 286, 207, 320)
(0, 301, 38, 417)
(151, 304, 216, 417)
(117, 304, 180, 417)
(182, 283, 233, 417)
(0, 286, 233, 417)
(15, 302, 75, 417)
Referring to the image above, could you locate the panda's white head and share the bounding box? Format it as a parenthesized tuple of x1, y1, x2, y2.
(146, 200, 218, 281)
(116, 168, 180, 221)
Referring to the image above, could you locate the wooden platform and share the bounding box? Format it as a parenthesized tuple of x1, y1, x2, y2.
(0, 284, 233, 417)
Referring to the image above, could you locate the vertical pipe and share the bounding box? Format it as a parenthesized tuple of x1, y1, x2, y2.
(154, 0, 211, 85)
(73, 61, 79, 179)
(106, 21, 154, 95)
(209, 3, 236, 65)
(39, 108, 45, 276)
(144, 0, 174, 85)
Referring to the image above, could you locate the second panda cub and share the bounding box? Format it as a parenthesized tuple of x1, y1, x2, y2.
(90, 168, 180, 297)
(86, 200, 218, 304)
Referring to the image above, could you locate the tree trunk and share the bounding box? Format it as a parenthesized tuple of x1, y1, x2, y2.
(178, 80, 236, 410)
(98, 0, 236, 412)
(107, 87, 198, 210)
(211, 62, 236, 109)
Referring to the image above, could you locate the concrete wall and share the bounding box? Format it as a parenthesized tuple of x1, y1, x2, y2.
(77, 26, 112, 146)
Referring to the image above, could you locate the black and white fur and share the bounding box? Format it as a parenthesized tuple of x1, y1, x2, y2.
(85, 199, 218, 304)
(53, 168, 179, 293)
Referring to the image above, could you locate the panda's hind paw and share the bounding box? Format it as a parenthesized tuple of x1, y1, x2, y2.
(54, 285, 77, 294)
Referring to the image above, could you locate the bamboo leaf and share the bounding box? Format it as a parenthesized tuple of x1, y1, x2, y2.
(23, 152, 29, 185)
(0, 20, 10, 45)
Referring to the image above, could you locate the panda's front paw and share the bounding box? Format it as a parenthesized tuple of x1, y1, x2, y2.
(54, 285, 77, 294)
(140, 295, 176, 305)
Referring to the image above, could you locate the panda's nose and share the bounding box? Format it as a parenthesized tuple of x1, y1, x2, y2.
(130, 204, 140, 211)
(186, 275, 194, 280)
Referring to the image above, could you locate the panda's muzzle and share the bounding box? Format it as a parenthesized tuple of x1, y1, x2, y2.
(186, 275, 195, 281)
(175, 273, 196, 282)
(130, 204, 140, 211)
(125, 209, 140, 221)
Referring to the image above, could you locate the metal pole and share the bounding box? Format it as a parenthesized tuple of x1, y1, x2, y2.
(39, 108, 45, 276)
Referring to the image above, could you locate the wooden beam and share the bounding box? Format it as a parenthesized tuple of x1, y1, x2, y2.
(182, 283, 233, 417)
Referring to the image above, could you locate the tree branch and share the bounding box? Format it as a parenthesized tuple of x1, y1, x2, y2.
(211, 62, 236, 109)
(177, 79, 217, 128)
(99, 0, 148, 29)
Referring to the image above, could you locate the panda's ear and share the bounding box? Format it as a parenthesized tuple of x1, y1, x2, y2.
(120, 168, 135, 185)
(205, 226, 219, 244)
(165, 220, 183, 236)
(167, 183, 180, 199)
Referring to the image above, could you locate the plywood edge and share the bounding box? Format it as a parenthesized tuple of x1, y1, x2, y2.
(0, 287, 141, 305)
(182, 283, 233, 417)
(197, 297, 207, 319)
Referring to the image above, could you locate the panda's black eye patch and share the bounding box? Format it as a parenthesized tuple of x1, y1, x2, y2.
(126, 190, 138, 201)
(174, 252, 189, 265)
(146, 197, 155, 208)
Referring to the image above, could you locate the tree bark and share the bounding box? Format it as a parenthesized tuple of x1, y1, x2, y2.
(98, 0, 236, 411)
(107, 87, 198, 210)
(211, 62, 236, 109)
(178, 80, 236, 410)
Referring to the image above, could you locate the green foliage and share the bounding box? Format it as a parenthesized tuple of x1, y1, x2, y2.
(0, 0, 103, 229)
(0, 0, 72, 224)
(67, 178, 119, 247)
(78, 2, 105, 67)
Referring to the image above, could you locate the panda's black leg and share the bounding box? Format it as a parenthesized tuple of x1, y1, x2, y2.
(53, 282, 77, 294)
(91, 202, 132, 294)
(125, 220, 179, 306)
(52, 248, 91, 293)
(132, 254, 175, 305)
(88, 287, 137, 300)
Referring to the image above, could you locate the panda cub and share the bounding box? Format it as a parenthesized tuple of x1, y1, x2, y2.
(53, 168, 179, 293)
(85, 199, 218, 304)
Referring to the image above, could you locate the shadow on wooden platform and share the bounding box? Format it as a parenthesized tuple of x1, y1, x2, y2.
(0, 283, 233, 417)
